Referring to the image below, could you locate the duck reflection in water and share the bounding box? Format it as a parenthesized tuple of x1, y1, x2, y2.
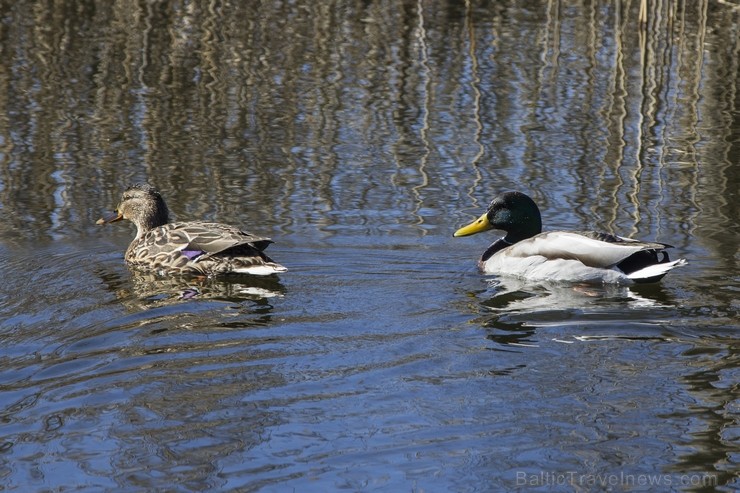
(131, 270, 285, 305)
(95, 265, 286, 310)
(469, 277, 681, 349)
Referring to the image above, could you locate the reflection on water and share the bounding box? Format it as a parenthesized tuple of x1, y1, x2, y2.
(480, 277, 680, 313)
(1, 0, 737, 249)
(113, 270, 286, 308)
(471, 277, 687, 347)
(0, 0, 738, 491)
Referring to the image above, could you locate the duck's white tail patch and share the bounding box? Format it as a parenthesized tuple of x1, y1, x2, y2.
(627, 258, 687, 281)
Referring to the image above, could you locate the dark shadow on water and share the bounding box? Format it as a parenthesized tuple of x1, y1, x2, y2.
(483, 318, 538, 350)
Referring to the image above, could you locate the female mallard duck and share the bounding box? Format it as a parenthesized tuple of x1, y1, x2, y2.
(97, 184, 287, 276)
(454, 191, 686, 284)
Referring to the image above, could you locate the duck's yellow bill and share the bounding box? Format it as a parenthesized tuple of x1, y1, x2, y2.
(96, 210, 123, 225)
(454, 213, 492, 237)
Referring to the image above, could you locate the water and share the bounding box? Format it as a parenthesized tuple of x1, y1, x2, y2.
(1, 0, 738, 491)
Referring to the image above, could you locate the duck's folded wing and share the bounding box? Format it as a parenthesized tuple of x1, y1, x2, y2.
(507, 231, 668, 269)
(174, 222, 273, 258)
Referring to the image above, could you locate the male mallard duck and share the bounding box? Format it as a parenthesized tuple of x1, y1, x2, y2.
(454, 191, 686, 284)
(97, 184, 287, 276)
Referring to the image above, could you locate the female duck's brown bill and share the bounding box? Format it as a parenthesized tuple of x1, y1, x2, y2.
(96, 211, 123, 225)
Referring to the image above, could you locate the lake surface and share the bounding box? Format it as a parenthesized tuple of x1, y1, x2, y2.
(0, 0, 738, 491)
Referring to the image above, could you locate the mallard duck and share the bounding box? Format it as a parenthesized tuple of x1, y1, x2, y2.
(454, 191, 687, 284)
(97, 184, 287, 276)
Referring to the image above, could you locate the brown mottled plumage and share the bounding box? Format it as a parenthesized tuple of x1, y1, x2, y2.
(97, 184, 287, 276)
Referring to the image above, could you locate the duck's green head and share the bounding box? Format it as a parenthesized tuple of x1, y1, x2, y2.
(454, 191, 542, 242)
